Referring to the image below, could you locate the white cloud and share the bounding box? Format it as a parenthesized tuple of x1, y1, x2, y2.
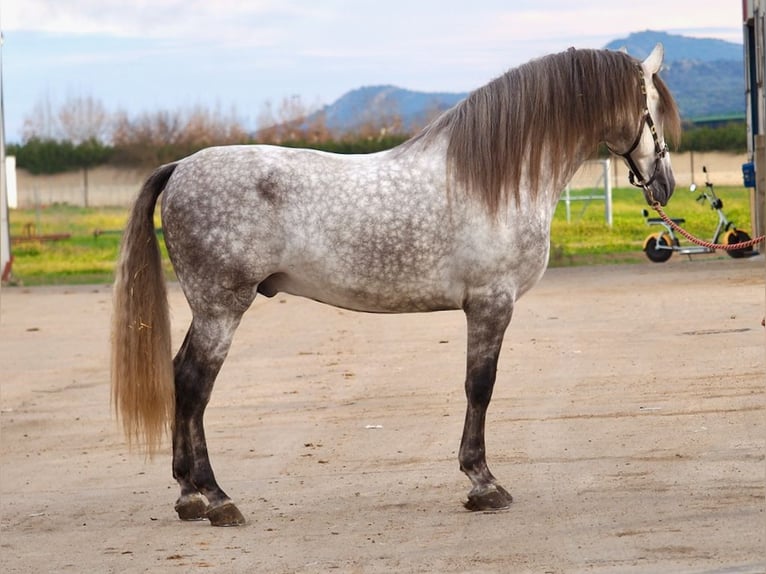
(484, 2, 742, 47)
(4, 0, 742, 45)
(2, 0, 310, 42)
(0, 0, 744, 142)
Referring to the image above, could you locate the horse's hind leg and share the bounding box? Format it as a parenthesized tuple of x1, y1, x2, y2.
(459, 293, 515, 511)
(172, 311, 247, 526)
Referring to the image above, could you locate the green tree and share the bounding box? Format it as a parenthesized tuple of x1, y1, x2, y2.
(678, 122, 747, 153)
(12, 138, 77, 174)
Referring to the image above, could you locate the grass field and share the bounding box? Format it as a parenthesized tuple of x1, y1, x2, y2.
(5, 185, 755, 285)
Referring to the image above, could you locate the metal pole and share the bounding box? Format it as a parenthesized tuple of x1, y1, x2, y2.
(603, 158, 613, 227)
(0, 27, 12, 286)
(689, 150, 695, 185)
(744, 0, 766, 252)
(757, 2, 766, 253)
(756, 135, 766, 253)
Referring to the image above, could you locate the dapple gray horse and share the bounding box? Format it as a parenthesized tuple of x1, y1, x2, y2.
(112, 45, 680, 526)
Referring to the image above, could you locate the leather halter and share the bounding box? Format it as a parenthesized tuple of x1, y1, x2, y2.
(606, 69, 669, 190)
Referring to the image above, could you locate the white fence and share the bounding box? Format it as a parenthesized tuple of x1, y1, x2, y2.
(12, 165, 149, 208)
(560, 159, 613, 226)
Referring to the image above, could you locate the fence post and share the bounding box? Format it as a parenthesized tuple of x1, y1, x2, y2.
(563, 185, 572, 223)
(603, 158, 613, 227)
(83, 167, 89, 208)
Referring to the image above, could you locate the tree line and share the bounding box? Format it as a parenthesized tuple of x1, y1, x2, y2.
(8, 94, 413, 175)
(8, 95, 748, 176)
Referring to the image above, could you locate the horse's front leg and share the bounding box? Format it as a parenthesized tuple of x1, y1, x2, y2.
(460, 293, 514, 511)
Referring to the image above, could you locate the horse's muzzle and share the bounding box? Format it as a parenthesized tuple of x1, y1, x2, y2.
(643, 163, 675, 206)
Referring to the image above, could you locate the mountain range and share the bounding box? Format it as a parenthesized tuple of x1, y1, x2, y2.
(312, 30, 744, 133)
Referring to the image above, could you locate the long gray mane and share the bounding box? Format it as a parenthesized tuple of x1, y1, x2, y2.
(402, 48, 681, 214)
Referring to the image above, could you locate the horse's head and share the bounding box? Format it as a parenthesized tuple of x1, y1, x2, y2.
(607, 44, 680, 206)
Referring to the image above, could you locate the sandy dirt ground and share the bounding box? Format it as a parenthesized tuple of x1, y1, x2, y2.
(1, 257, 764, 573)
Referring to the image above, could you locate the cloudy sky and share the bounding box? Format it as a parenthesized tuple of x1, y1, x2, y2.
(1, 0, 745, 142)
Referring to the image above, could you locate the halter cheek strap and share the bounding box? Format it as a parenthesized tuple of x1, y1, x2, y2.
(606, 68, 669, 190)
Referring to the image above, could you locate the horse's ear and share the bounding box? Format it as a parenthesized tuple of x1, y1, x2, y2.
(642, 43, 664, 75)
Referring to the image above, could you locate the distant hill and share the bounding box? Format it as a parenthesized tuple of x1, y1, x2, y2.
(310, 30, 744, 133)
(603, 30, 742, 62)
(605, 30, 745, 119)
(320, 85, 465, 133)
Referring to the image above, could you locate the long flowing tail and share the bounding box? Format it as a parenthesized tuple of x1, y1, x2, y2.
(111, 163, 178, 453)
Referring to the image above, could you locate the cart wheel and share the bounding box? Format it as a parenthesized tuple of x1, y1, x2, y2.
(643, 234, 673, 262)
(724, 229, 754, 259)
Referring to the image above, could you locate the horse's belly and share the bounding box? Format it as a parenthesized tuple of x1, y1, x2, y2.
(260, 267, 462, 314)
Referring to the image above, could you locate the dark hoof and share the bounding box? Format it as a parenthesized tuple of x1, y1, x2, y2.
(175, 494, 209, 521)
(206, 502, 246, 527)
(464, 483, 513, 511)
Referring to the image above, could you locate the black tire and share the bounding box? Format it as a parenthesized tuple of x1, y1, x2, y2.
(644, 234, 673, 262)
(725, 229, 754, 258)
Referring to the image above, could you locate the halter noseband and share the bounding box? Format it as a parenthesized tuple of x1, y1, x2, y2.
(606, 68, 669, 190)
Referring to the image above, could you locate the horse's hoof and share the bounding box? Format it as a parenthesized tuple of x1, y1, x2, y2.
(206, 502, 246, 526)
(175, 494, 209, 521)
(464, 483, 513, 511)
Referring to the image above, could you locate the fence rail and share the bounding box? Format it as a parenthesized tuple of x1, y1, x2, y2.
(560, 159, 612, 226)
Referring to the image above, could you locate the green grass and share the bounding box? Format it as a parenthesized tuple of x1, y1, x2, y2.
(7, 204, 167, 285)
(5, 186, 755, 285)
(550, 185, 753, 265)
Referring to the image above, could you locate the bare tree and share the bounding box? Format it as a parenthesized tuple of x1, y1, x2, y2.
(255, 100, 279, 143)
(180, 104, 248, 147)
(22, 93, 110, 143)
(254, 95, 329, 144)
(111, 104, 250, 166)
(57, 95, 110, 143)
(21, 93, 59, 142)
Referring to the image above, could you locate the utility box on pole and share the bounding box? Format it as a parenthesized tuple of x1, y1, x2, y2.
(743, 0, 766, 253)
